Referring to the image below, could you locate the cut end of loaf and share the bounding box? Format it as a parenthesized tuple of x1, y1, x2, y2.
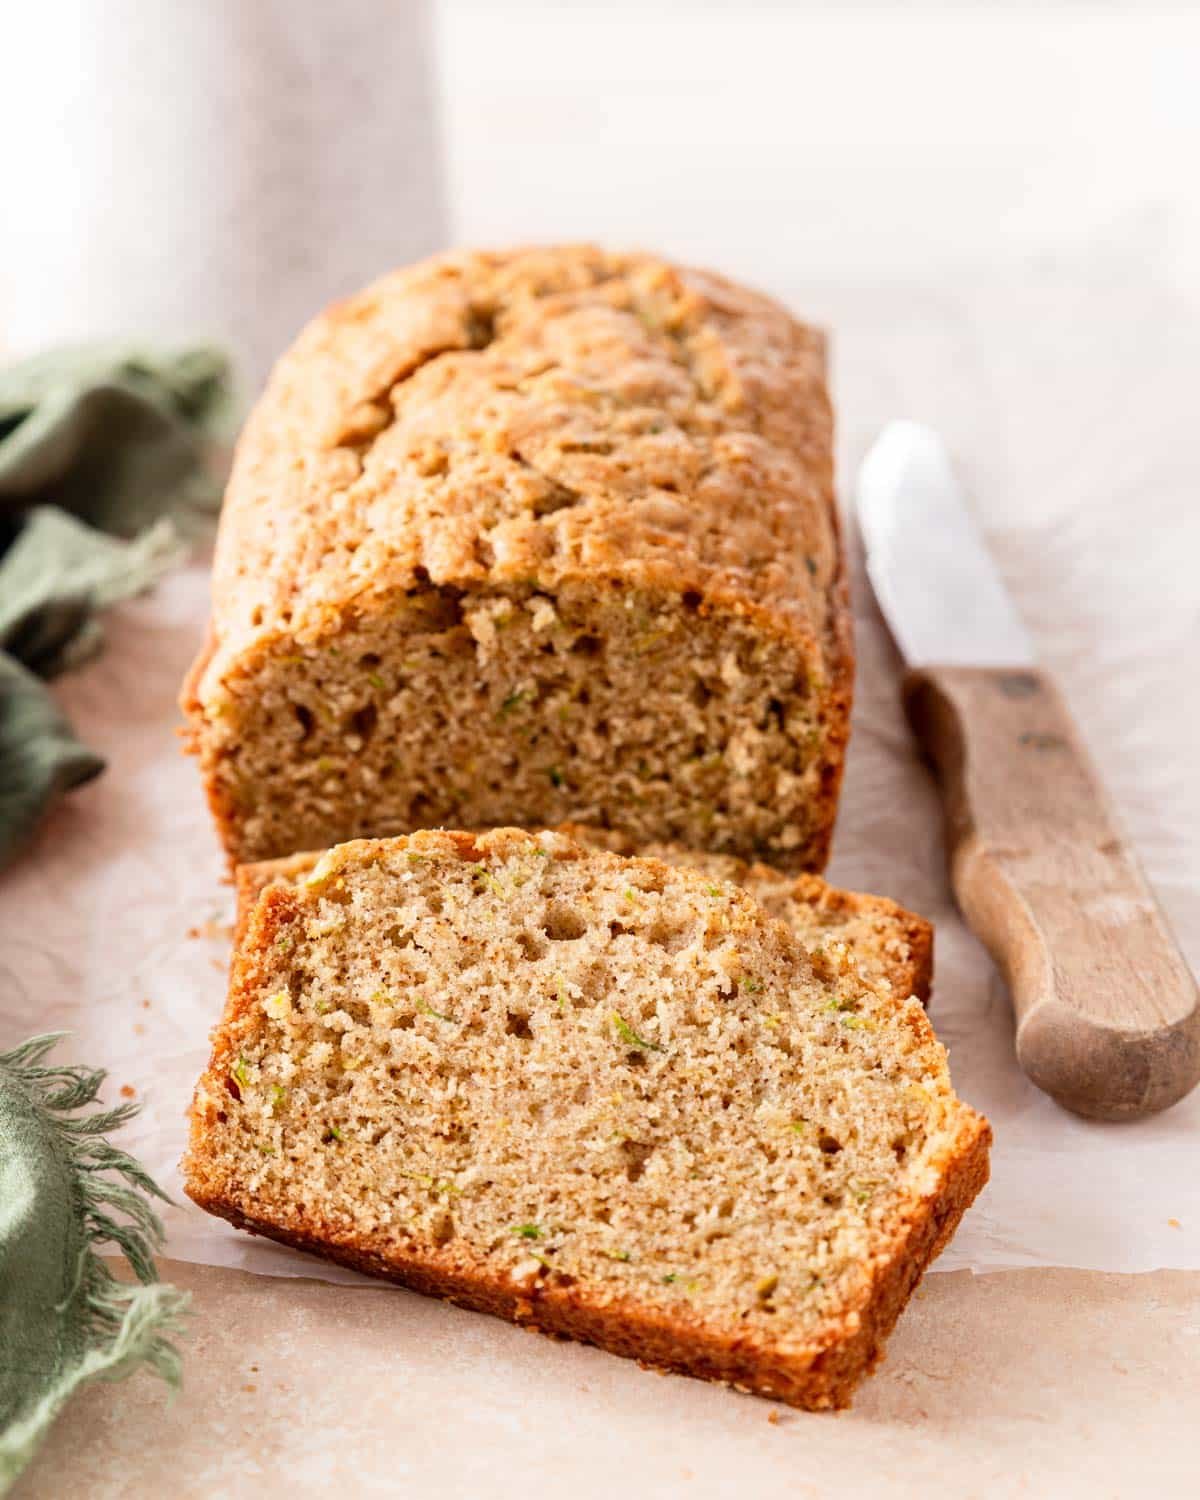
(187, 828, 987, 1410)
(188, 577, 848, 868)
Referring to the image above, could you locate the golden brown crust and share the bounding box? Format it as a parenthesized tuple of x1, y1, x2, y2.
(183, 245, 853, 870)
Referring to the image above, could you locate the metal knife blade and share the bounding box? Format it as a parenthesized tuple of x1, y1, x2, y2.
(855, 420, 1034, 668)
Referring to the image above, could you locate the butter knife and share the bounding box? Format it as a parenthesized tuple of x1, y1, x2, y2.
(856, 421, 1200, 1120)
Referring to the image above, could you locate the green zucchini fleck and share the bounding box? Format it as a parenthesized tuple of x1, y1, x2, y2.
(612, 1011, 665, 1053)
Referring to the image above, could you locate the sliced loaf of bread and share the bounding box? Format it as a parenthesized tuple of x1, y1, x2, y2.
(188, 828, 987, 1410)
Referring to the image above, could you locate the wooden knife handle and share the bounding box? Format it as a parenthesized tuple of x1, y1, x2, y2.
(904, 664, 1200, 1121)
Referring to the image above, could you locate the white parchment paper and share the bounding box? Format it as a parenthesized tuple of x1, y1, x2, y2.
(1, 479, 1196, 1280)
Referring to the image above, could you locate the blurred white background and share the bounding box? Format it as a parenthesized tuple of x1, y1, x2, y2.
(437, 1, 1200, 296)
(0, 0, 446, 387)
(3, 2, 1198, 379)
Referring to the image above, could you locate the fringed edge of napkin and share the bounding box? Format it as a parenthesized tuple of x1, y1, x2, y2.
(0, 1035, 188, 1492)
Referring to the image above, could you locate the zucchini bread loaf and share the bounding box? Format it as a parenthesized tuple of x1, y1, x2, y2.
(182, 246, 852, 867)
(186, 829, 987, 1410)
(236, 829, 932, 1003)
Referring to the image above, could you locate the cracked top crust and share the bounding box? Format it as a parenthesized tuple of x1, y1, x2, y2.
(196, 245, 845, 701)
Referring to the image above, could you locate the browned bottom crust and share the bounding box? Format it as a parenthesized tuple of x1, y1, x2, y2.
(187, 1111, 989, 1412)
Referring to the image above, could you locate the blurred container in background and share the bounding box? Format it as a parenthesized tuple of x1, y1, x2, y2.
(0, 0, 447, 392)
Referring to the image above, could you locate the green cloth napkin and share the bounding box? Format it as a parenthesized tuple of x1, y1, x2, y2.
(0, 343, 233, 868)
(0, 1035, 189, 1493)
(0, 344, 234, 1486)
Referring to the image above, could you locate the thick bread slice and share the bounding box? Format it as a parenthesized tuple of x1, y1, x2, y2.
(236, 833, 932, 1003)
(195, 828, 987, 1409)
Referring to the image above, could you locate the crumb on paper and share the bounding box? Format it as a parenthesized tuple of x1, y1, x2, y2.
(1168, 1217, 1182, 1229)
(133, 1023, 145, 1036)
(120, 1084, 136, 1099)
(141, 998, 151, 1010)
(767, 1408, 780, 1425)
(187, 915, 231, 942)
(242, 1383, 257, 1393)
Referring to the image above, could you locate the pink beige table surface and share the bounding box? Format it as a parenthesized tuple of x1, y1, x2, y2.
(13, 1263, 1199, 1500)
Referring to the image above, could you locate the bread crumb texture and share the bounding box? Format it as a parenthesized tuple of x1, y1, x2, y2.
(183, 245, 852, 869)
(236, 825, 933, 1004)
(188, 829, 988, 1409)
